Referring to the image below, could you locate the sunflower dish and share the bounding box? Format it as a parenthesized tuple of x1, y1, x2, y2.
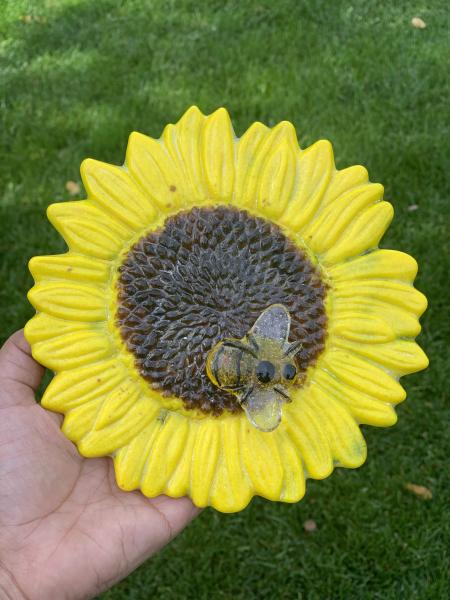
(25, 107, 428, 513)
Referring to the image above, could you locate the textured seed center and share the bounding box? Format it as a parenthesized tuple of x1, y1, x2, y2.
(116, 206, 327, 415)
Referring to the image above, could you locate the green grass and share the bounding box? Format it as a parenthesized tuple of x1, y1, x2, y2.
(1, 0, 449, 598)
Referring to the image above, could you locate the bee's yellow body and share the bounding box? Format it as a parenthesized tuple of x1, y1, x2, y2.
(206, 304, 301, 432)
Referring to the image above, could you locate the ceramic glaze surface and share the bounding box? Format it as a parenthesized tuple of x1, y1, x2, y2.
(25, 106, 428, 513)
(116, 207, 327, 416)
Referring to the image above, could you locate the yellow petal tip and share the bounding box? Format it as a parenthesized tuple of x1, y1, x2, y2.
(79, 158, 103, 190)
(209, 106, 230, 118)
(46, 201, 64, 225)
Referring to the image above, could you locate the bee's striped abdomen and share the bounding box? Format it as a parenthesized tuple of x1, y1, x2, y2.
(207, 343, 248, 391)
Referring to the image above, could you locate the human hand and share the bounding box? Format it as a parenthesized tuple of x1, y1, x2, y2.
(0, 331, 199, 600)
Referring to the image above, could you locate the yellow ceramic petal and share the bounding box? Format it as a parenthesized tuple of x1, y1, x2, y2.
(323, 201, 394, 264)
(81, 159, 158, 228)
(237, 121, 297, 211)
(62, 399, 103, 443)
(201, 107, 235, 201)
(234, 121, 270, 206)
(240, 418, 284, 500)
(323, 348, 406, 404)
(141, 413, 190, 496)
(337, 339, 429, 376)
(25, 311, 79, 344)
(285, 392, 333, 479)
(333, 279, 427, 317)
(114, 420, 161, 491)
(280, 140, 334, 231)
(126, 132, 188, 212)
(303, 183, 384, 254)
(321, 165, 369, 207)
(94, 383, 142, 430)
(29, 253, 110, 284)
(42, 358, 128, 412)
(276, 431, 306, 503)
(190, 418, 221, 507)
(313, 368, 398, 427)
(28, 281, 107, 322)
(333, 298, 422, 338)
(330, 313, 396, 343)
(33, 328, 114, 371)
(209, 419, 252, 513)
(162, 106, 208, 203)
(165, 421, 197, 498)
(79, 391, 160, 456)
(47, 201, 130, 260)
(305, 386, 367, 468)
(329, 249, 418, 282)
(25, 313, 113, 371)
(256, 128, 298, 219)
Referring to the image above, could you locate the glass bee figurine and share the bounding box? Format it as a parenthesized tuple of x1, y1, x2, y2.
(206, 304, 302, 432)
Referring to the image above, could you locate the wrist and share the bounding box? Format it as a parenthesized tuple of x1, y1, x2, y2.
(0, 565, 27, 600)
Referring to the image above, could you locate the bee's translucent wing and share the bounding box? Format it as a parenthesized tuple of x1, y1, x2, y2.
(249, 303, 290, 343)
(240, 388, 283, 432)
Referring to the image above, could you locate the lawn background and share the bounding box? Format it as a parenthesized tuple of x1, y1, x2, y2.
(0, 1, 448, 598)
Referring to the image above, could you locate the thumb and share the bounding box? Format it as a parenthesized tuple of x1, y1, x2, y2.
(0, 329, 45, 406)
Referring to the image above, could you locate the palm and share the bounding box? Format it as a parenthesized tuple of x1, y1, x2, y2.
(0, 332, 198, 600)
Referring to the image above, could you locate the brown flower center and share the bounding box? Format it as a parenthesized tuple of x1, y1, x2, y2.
(116, 206, 327, 415)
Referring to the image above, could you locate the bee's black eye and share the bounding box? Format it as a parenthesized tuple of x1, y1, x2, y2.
(283, 363, 297, 381)
(256, 360, 275, 384)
